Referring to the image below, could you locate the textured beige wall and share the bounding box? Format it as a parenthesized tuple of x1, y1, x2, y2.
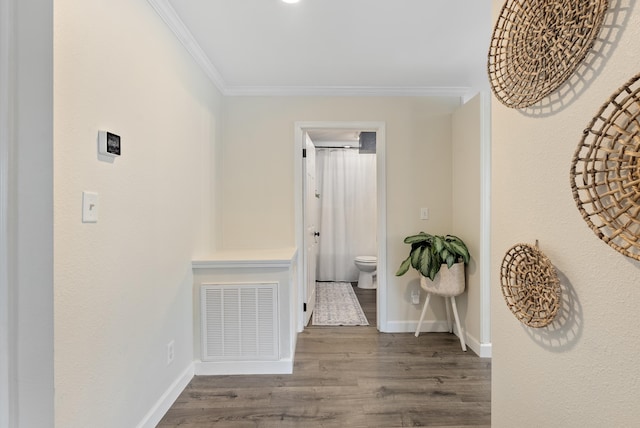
(219, 96, 461, 324)
(491, 1, 640, 426)
(53, 0, 222, 426)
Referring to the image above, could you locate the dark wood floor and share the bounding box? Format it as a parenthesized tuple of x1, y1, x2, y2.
(158, 285, 491, 427)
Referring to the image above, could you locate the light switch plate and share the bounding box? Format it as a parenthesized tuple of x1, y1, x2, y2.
(82, 191, 98, 223)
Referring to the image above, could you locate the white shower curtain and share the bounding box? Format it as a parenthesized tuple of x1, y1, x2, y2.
(316, 148, 377, 282)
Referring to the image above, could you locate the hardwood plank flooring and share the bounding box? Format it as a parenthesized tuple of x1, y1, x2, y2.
(352, 282, 376, 326)
(158, 285, 490, 427)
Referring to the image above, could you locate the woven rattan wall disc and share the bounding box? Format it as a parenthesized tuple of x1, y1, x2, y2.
(488, 0, 609, 109)
(500, 244, 561, 328)
(571, 72, 640, 261)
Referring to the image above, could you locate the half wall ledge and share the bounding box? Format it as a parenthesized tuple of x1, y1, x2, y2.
(192, 248, 298, 375)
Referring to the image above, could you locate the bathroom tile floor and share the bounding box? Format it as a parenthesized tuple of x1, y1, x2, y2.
(158, 284, 490, 427)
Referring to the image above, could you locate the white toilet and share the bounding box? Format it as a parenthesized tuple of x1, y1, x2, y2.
(354, 256, 377, 289)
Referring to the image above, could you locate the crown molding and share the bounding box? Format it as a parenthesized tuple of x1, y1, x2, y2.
(224, 85, 473, 98)
(148, 0, 476, 99)
(146, 0, 227, 92)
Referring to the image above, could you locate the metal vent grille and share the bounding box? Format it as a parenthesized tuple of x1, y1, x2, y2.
(201, 283, 278, 361)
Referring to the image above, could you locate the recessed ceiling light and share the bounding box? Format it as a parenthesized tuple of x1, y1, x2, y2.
(282, 0, 300, 3)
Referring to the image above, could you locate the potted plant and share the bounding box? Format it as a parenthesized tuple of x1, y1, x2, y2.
(397, 232, 470, 350)
(395, 232, 470, 296)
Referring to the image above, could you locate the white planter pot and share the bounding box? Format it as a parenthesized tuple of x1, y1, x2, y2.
(419, 262, 465, 297)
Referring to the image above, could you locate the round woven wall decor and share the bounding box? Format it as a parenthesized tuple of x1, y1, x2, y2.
(488, 0, 609, 109)
(500, 243, 561, 328)
(571, 72, 640, 261)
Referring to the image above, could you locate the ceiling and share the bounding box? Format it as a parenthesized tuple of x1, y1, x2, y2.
(153, 0, 493, 96)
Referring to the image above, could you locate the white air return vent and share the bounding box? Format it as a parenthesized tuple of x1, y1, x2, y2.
(201, 283, 278, 361)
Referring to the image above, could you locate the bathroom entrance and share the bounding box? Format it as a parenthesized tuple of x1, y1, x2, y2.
(295, 121, 387, 331)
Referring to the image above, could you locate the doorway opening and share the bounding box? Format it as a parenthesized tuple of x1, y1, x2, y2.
(294, 121, 387, 332)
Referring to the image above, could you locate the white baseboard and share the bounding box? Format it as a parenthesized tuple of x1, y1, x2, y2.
(136, 364, 194, 428)
(194, 359, 293, 375)
(385, 321, 492, 358)
(478, 342, 492, 358)
(465, 332, 492, 358)
(136, 359, 294, 427)
(384, 320, 450, 333)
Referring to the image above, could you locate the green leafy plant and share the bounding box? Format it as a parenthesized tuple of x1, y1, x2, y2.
(395, 232, 470, 281)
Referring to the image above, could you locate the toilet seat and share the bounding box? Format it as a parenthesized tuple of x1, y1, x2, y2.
(355, 256, 377, 264)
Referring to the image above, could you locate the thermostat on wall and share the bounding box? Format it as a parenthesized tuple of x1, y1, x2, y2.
(98, 130, 121, 157)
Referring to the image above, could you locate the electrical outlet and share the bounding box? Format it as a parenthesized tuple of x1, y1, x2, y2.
(167, 340, 175, 365)
(411, 289, 420, 304)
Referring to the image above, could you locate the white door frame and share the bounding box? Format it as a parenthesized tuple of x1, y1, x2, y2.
(294, 121, 387, 332)
(479, 91, 492, 353)
(0, 0, 14, 424)
(302, 133, 318, 327)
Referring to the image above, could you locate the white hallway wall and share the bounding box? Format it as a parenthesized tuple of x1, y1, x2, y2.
(54, 0, 222, 426)
(219, 96, 462, 326)
(491, 1, 640, 426)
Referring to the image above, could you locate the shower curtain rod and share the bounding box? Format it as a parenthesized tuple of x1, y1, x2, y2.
(316, 145, 360, 150)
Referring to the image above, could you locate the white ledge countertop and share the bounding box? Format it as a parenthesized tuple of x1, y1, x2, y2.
(192, 248, 298, 269)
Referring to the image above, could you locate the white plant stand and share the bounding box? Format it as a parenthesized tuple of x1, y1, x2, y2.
(414, 262, 467, 352)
